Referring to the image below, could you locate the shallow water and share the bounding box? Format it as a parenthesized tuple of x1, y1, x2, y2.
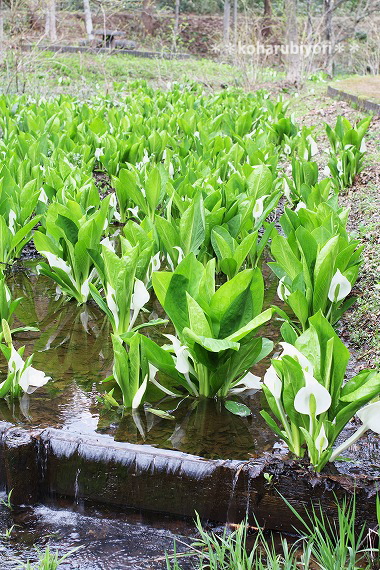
(0, 492, 197, 569)
(1, 262, 282, 461)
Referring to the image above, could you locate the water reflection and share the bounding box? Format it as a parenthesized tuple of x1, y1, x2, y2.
(0, 264, 282, 460)
(97, 393, 279, 460)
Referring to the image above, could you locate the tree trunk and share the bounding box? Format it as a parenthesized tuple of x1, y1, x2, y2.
(324, 0, 334, 76)
(223, 0, 230, 46)
(45, 0, 50, 36)
(0, 14, 4, 64)
(233, 0, 238, 49)
(262, 0, 272, 38)
(142, 0, 155, 36)
(27, 0, 39, 31)
(46, 0, 57, 42)
(173, 0, 180, 52)
(285, 0, 300, 84)
(83, 0, 93, 40)
(306, 0, 313, 40)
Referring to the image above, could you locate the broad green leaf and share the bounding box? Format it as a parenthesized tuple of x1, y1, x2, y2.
(145, 167, 161, 213)
(210, 269, 254, 338)
(271, 234, 303, 281)
(224, 401, 251, 417)
(186, 292, 212, 338)
(179, 193, 205, 256)
(226, 308, 273, 342)
(183, 328, 240, 352)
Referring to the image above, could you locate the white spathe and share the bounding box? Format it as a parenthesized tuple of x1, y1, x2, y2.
(150, 252, 161, 273)
(131, 375, 148, 409)
(38, 188, 49, 204)
(328, 269, 352, 302)
(230, 371, 262, 394)
(263, 365, 282, 399)
(277, 277, 291, 302)
(315, 424, 329, 453)
(9, 347, 50, 394)
(5, 285, 11, 303)
(8, 210, 17, 235)
(295, 201, 307, 212)
(307, 135, 318, 157)
(166, 246, 184, 272)
(148, 362, 178, 397)
(279, 342, 314, 375)
(357, 401, 380, 433)
(173, 246, 184, 265)
(131, 279, 150, 310)
(163, 334, 193, 375)
(252, 195, 269, 221)
(174, 345, 192, 375)
(80, 278, 91, 300)
(294, 372, 331, 416)
(106, 285, 119, 329)
(8, 347, 24, 372)
(19, 366, 50, 393)
(283, 178, 292, 202)
(130, 279, 150, 329)
(41, 251, 73, 275)
(101, 237, 116, 252)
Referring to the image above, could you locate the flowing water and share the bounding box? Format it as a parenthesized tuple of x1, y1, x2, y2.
(0, 492, 198, 569)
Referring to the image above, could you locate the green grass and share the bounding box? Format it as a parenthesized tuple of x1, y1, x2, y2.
(166, 496, 377, 569)
(20, 546, 83, 570)
(0, 49, 286, 98)
(1, 50, 245, 97)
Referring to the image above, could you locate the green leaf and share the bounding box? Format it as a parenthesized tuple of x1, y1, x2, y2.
(287, 290, 309, 329)
(146, 408, 176, 420)
(340, 370, 380, 402)
(56, 214, 79, 245)
(260, 410, 286, 441)
(220, 258, 237, 279)
(179, 193, 205, 256)
(280, 321, 298, 344)
(183, 328, 240, 352)
(246, 164, 272, 199)
(226, 308, 273, 342)
(186, 292, 212, 338)
(154, 215, 181, 257)
(11, 215, 42, 254)
(145, 167, 161, 213)
(210, 269, 257, 338)
(224, 400, 251, 417)
(211, 226, 234, 261)
(271, 234, 303, 281)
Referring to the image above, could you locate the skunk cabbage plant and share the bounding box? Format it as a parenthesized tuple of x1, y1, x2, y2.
(261, 312, 380, 471)
(152, 254, 273, 398)
(0, 320, 50, 398)
(270, 203, 362, 332)
(34, 197, 111, 304)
